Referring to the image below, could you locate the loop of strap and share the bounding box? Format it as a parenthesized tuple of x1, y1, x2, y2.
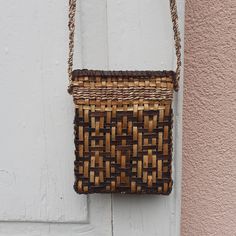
(68, 0, 181, 91)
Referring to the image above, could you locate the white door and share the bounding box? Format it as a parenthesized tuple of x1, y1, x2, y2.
(0, 0, 184, 235)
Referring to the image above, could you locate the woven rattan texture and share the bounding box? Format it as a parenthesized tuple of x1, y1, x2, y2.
(71, 70, 174, 194)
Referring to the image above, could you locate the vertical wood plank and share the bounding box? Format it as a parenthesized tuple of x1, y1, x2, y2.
(0, 0, 112, 234)
(106, 0, 185, 235)
(78, 1, 112, 235)
(0, 0, 88, 223)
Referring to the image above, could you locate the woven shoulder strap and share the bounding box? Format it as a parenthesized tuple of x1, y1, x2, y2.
(68, 0, 181, 91)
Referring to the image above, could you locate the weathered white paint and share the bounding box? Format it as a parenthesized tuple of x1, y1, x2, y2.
(0, 0, 184, 235)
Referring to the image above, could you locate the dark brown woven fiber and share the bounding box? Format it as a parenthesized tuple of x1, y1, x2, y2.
(70, 70, 174, 194)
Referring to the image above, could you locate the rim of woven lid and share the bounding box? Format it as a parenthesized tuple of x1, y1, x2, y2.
(72, 69, 176, 79)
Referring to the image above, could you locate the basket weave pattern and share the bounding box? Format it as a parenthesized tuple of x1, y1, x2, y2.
(70, 70, 175, 194)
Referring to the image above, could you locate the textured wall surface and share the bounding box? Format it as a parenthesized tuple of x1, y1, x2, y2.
(182, 1, 236, 236)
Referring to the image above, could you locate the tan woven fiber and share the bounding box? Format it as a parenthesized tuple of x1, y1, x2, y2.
(71, 70, 174, 194)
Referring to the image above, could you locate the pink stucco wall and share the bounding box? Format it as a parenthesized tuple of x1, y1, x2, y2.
(181, 1, 236, 235)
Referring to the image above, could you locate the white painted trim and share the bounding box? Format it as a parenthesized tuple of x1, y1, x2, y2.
(172, 0, 185, 234)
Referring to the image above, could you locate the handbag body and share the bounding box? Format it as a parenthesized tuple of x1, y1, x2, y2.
(68, 0, 181, 194)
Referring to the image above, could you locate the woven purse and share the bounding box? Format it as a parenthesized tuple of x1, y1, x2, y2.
(68, 0, 181, 194)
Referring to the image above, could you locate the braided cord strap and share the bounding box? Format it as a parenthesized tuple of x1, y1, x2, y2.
(68, 0, 181, 91)
(170, 0, 182, 91)
(68, 0, 77, 86)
